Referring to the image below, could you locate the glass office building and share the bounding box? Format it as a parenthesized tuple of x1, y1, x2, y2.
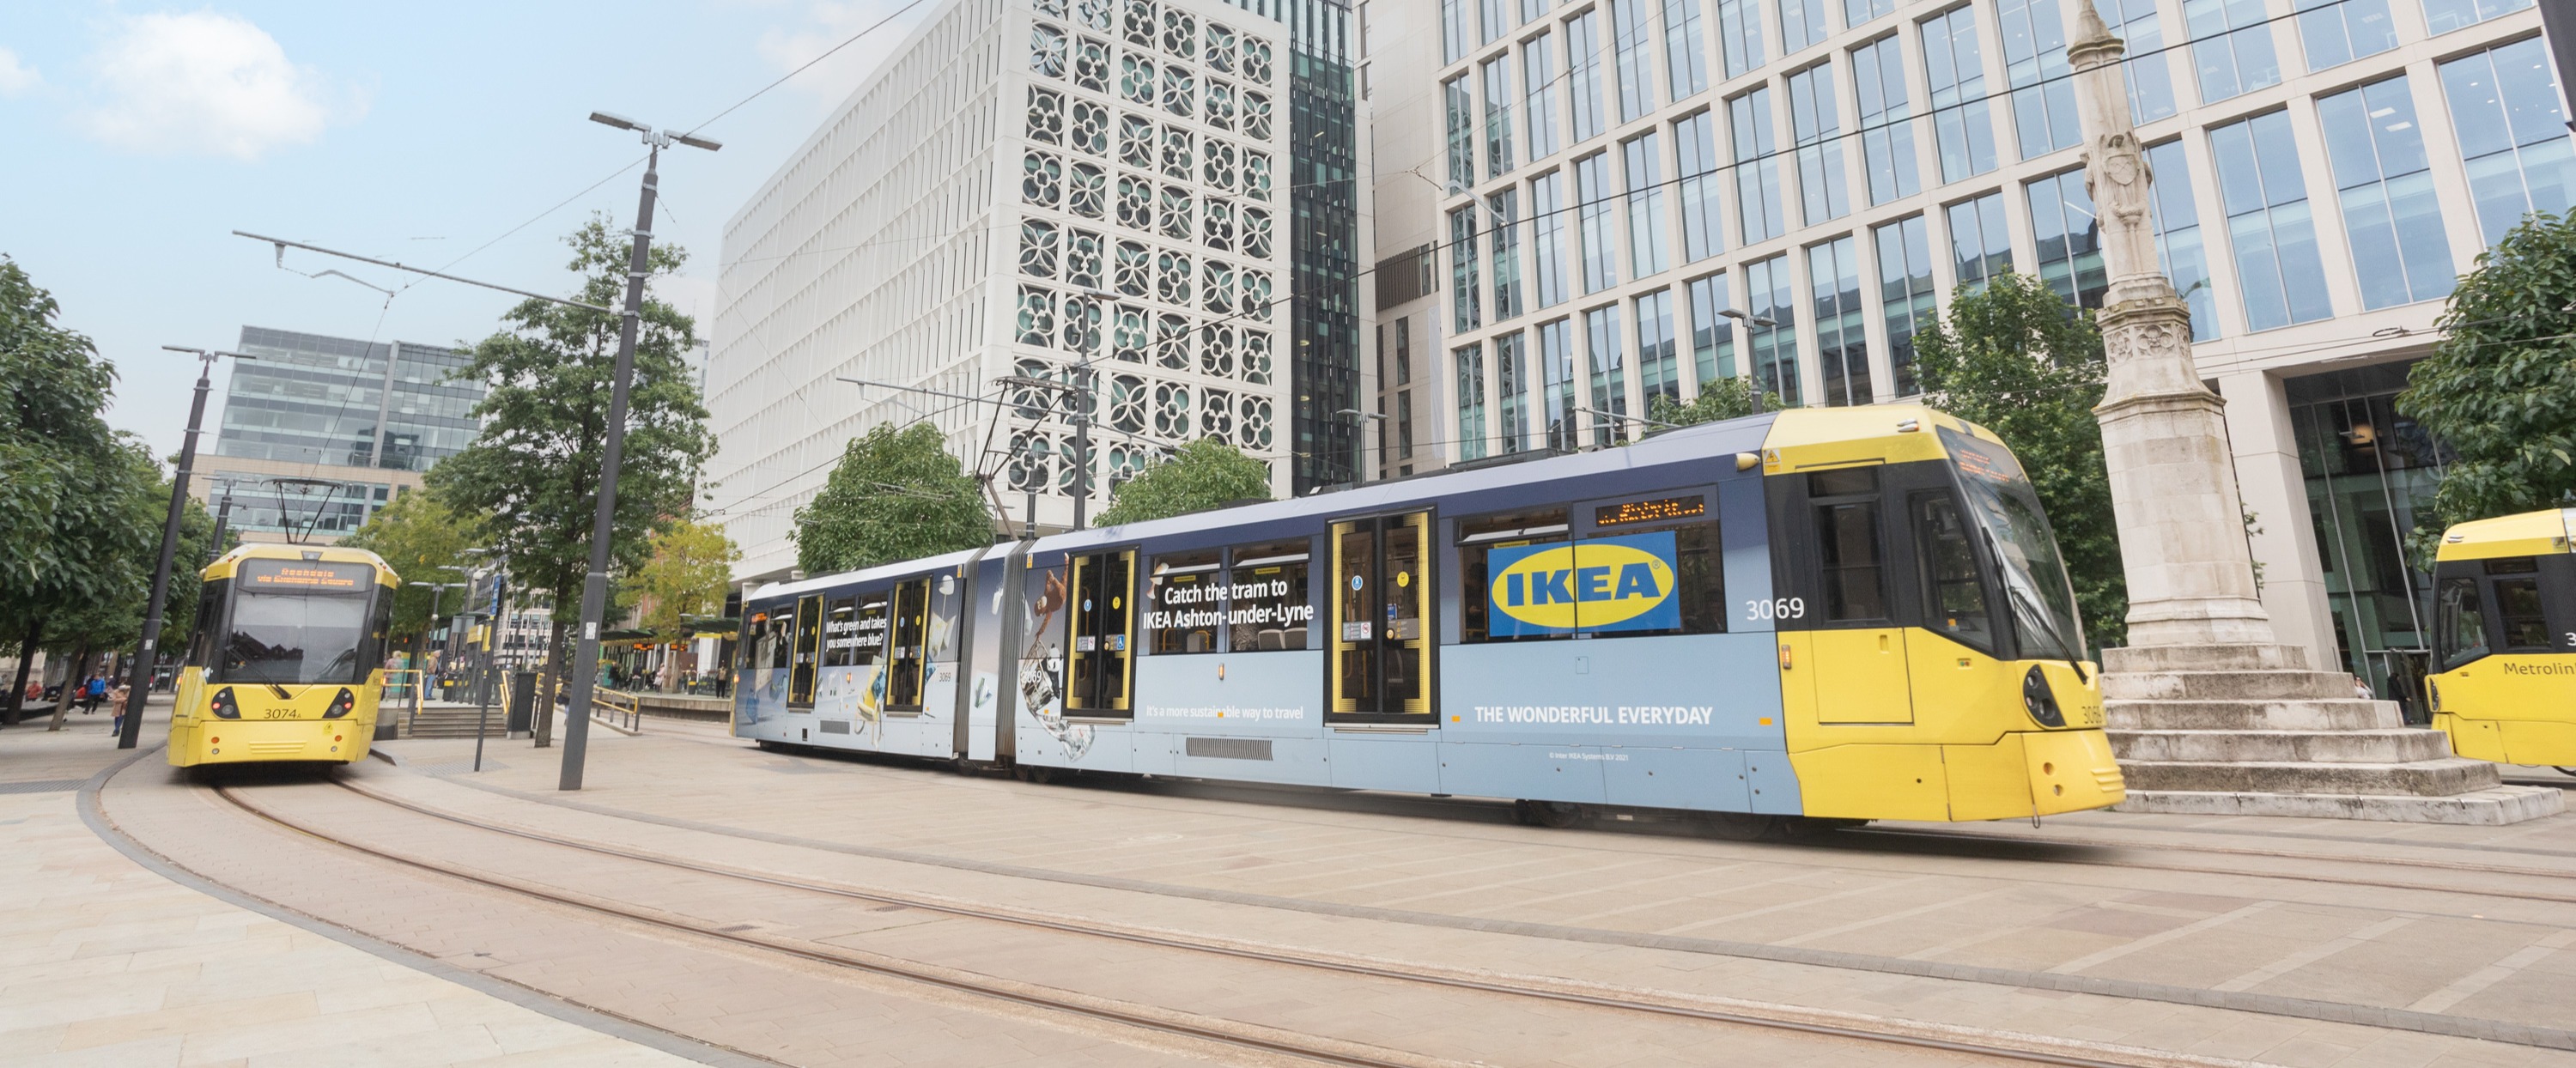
(202, 326, 483, 541)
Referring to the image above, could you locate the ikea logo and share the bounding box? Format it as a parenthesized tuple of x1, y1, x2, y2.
(1485, 531, 1682, 636)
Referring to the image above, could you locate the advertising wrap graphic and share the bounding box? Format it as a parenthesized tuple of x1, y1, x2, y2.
(1485, 531, 1681, 637)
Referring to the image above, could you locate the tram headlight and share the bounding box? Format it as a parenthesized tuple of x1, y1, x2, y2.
(2021, 666, 2065, 728)
(324, 688, 356, 719)
(210, 687, 240, 719)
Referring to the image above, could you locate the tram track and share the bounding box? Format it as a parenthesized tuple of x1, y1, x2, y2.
(1835, 825, 2576, 906)
(219, 775, 2252, 1068)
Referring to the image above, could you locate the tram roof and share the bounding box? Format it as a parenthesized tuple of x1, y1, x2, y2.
(2437, 507, 2576, 561)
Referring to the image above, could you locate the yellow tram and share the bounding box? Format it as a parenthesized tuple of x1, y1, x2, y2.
(169, 543, 399, 768)
(2427, 507, 2576, 772)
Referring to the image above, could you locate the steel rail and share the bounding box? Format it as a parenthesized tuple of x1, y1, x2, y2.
(1839, 826, 2576, 904)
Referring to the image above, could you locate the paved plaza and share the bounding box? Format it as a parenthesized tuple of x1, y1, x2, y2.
(5, 704, 2576, 1067)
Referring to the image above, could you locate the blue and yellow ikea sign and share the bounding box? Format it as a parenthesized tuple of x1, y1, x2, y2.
(1486, 531, 1681, 637)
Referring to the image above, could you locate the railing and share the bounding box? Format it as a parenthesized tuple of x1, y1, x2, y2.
(385, 670, 426, 735)
(594, 688, 642, 733)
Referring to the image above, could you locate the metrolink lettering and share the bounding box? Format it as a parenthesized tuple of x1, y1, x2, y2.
(1471, 705, 1716, 725)
(1502, 564, 1664, 606)
(2503, 662, 2575, 677)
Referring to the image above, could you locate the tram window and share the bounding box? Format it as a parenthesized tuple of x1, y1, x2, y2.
(1913, 492, 1996, 652)
(1457, 507, 1571, 643)
(846, 594, 889, 667)
(1814, 501, 1889, 621)
(187, 580, 227, 668)
(1227, 539, 1312, 651)
(2434, 577, 2488, 671)
(1809, 466, 1879, 497)
(1146, 548, 1224, 653)
(2494, 576, 2551, 652)
(821, 597, 859, 667)
(1598, 518, 1726, 637)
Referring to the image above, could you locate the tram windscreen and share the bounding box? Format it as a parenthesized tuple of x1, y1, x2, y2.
(1939, 427, 2087, 661)
(221, 560, 378, 685)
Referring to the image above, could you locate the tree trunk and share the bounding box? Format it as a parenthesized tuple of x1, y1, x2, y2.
(6, 619, 43, 727)
(534, 615, 567, 748)
(47, 645, 91, 731)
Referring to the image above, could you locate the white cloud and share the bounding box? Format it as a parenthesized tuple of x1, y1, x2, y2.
(0, 47, 39, 97)
(755, 1, 933, 112)
(78, 11, 355, 160)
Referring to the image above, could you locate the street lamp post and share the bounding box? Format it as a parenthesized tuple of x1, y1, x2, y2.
(1714, 309, 1778, 414)
(1333, 409, 1388, 482)
(557, 111, 720, 792)
(116, 346, 253, 749)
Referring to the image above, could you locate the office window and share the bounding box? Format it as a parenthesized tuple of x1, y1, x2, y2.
(1665, 0, 1710, 98)
(1612, 0, 1656, 122)
(1568, 10, 1608, 143)
(1484, 55, 1517, 177)
(1525, 32, 1562, 158)
(1584, 305, 1628, 445)
(2105, 0, 2177, 124)
(1745, 255, 1800, 407)
(1624, 132, 1672, 276)
(2440, 39, 2576, 248)
(1996, 0, 2081, 159)
(1395, 316, 1413, 385)
(1451, 205, 1484, 332)
(2319, 76, 2455, 308)
(1445, 75, 1476, 193)
(2026, 169, 2109, 307)
(1947, 191, 2013, 292)
(1533, 171, 1571, 307)
(1846, 0, 1895, 26)
(1787, 63, 1850, 225)
(1576, 152, 1620, 292)
(1874, 215, 1935, 396)
(1443, 0, 1470, 63)
(1717, 0, 1765, 79)
(1539, 319, 1579, 452)
(2297, 0, 2397, 70)
(1921, 7, 1998, 182)
(2423, 0, 2532, 34)
(1731, 88, 1786, 243)
(1675, 112, 1727, 263)
(2210, 111, 2333, 330)
(1482, 0, 1513, 43)
(1852, 35, 1920, 205)
(1687, 273, 1738, 385)
(1491, 189, 1527, 319)
(1456, 343, 1489, 460)
(2143, 140, 2221, 340)
(1780, 0, 1830, 52)
(1524, 0, 1552, 22)
(2187, 0, 2281, 103)
(1636, 288, 1680, 404)
(1398, 390, 1416, 458)
(1496, 331, 1529, 453)
(1809, 236, 1871, 407)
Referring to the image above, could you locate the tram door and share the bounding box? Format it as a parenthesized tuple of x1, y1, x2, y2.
(1800, 468, 1914, 724)
(885, 579, 931, 711)
(789, 594, 823, 709)
(1066, 550, 1135, 714)
(1330, 512, 1432, 718)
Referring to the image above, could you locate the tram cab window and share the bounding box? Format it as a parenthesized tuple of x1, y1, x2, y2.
(1912, 491, 1996, 652)
(887, 580, 932, 710)
(2488, 558, 2553, 652)
(2434, 577, 2488, 670)
(187, 580, 228, 668)
(1067, 549, 1137, 715)
(1147, 549, 1224, 653)
(1457, 507, 1571, 643)
(1809, 467, 1889, 622)
(1227, 539, 1312, 651)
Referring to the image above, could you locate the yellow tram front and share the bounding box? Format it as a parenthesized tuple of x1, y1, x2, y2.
(2427, 507, 2576, 771)
(169, 544, 398, 768)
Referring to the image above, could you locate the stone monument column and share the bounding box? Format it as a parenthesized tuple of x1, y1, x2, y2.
(2064, 0, 2559, 822)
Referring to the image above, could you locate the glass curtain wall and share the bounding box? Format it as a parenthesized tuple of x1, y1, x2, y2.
(2287, 362, 2454, 720)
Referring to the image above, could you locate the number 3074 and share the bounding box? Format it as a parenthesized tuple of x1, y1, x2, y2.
(1747, 598, 1806, 621)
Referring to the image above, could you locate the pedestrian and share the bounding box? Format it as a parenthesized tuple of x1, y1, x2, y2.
(81, 675, 108, 713)
(21, 677, 39, 705)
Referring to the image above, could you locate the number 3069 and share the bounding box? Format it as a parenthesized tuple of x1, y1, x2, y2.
(1747, 598, 1806, 621)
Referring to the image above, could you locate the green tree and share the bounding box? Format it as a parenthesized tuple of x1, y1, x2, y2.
(1096, 438, 1273, 525)
(37, 456, 215, 729)
(427, 216, 713, 730)
(2398, 210, 2576, 561)
(0, 257, 161, 724)
(1911, 270, 2127, 652)
(620, 519, 739, 646)
(339, 489, 482, 644)
(794, 422, 993, 573)
(1645, 374, 1785, 428)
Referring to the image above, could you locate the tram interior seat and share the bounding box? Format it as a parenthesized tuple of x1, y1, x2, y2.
(1284, 628, 1306, 649)
(1187, 630, 1214, 652)
(1258, 629, 1285, 651)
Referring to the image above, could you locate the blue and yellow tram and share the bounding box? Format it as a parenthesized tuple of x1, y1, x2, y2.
(736, 404, 2123, 826)
(169, 543, 398, 768)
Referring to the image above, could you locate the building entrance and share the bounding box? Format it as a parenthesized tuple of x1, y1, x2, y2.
(2287, 363, 2453, 723)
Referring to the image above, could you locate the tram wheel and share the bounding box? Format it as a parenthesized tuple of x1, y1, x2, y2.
(1699, 813, 1782, 841)
(1515, 799, 1581, 828)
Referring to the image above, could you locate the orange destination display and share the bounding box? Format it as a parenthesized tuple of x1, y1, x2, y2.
(239, 559, 374, 593)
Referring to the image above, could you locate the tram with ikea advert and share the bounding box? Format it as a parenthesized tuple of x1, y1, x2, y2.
(2427, 507, 2576, 773)
(736, 404, 2123, 828)
(168, 544, 398, 768)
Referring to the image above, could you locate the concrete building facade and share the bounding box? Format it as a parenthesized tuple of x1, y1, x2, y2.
(1410, 0, 2569, 710)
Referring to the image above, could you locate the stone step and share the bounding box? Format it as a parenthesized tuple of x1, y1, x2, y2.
(2108, 728, 2452, 764)
(2116, 757, 2502, 797)
(2104, 698, 2403, 731)
(402, 707, 506, 739)
(2101, 643, 2315, 674)
(2115, 786, 2565, 825)
(2100, 669, 2366, 702)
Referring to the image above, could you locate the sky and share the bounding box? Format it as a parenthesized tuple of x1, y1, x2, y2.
(0, 0, 938, 464)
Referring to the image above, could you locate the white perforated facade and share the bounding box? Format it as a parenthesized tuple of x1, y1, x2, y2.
(708, 0, 1297, 580)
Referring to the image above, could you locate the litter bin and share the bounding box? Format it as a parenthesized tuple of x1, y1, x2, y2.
(506, 671, 537, 737)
